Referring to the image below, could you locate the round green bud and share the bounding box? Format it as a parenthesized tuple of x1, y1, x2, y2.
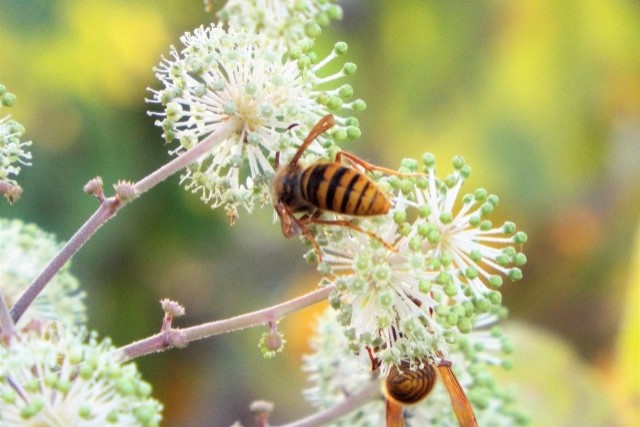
(134, 404, 157, 424)
(332, 128, 347, 140)
(334, 41, 348, 55)
(462, 193, 474, 204)
(244, 82, 257, 96)
(444, 281, 458, 297)
(25, 378, 39, 392)
(496, 253, 510, 266)
(427, 257, 441, 270)
(460, 165, 471, 179)
(480, 219, 492, 231)
(463, 301, 475, 316)
(469, 249, 482, 262)
(304, 21, 322, 38)
(57, 378, 71, 393)
(457, 317, 473, 333)
(409, 235, 423, 251)
(447, 313, 459, 326)
(399, 179, 414, 194)
(400, 158, 419, 172)
(338, 84, 354, 100)
(444, 174, 457, 188)
(398, 222, 412, 236)
(107, 411, 119, 423)
(422, 152, 436, 167)
(488, 275, 503, 288)
(515, 253, 527, 266)
(79, 404, 92, 419)
(316, 12, 330, 27)
(418, 204, 431, 217)
(223, 101, 237, 115)
(502, 221, 516, 234)
(297, 56, 311, 69)
(474, 188, 488, 201)
(288, 46, 302, 59)
(335, 277, 349, 292)
(514, 231, 528, 244)
(440, 251, 453, 266)
(427, 229, 440, 244)
(116, 378, 136, 396)
(419, 279, 432, 293)
(346, 126, 361, 139)
(352, 99, 367, 111)
(1, 389, 16, 403)
(44, 374, 58, 388)
(393, 210, 407, 224)
(327, 95, 343, 110)
(416, 176, 429, 189)
(435, 304, 449, 316)
(327, 5, 343, 20)
(343, 62, 357, 75)
(488, 290, 502, 305)
(452, 155, 465, 170)
(465, 266, 478, 279)
(469, 215, 481, 227)
(480, 202, 494, 216)
(508, 268, 523, 281)
(345, 117, 360, 127)
(439, 212, 453, 224)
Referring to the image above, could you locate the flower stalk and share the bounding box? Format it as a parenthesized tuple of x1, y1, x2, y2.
(9, 119, 237, 324)
(117, 285, 333, 361)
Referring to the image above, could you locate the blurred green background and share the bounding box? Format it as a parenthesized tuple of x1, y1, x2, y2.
(1, 0, 638, 426)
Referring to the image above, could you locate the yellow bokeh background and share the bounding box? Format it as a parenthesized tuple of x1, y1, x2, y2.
(1, 1, 638, 426)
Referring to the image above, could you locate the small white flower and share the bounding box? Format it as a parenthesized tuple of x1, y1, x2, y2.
(0, 322, 163, 426)
(0, 219, 86, 327)
(218, 0, 343, 45)
(315, 154, 527, 372)
(400, 154, 527, 305)
(0, 86, 32, 203)
(148, 24, 364, 219)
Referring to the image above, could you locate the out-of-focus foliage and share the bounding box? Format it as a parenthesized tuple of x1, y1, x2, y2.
(0, 0, 638, 426)
(606, 224, 640, 425)
(502, 322, 618, 426)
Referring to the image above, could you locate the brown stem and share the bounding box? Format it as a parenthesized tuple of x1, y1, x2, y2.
(117, 285, 334, 361)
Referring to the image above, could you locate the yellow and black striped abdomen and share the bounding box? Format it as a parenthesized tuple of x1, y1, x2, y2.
(300, 163, 390, 216)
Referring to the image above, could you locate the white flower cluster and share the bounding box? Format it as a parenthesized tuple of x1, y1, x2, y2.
(148, 24, 365, 221)
(218, 0, 343, 46)
(0, 85, 32, 203)
(0, 219, 86, 327)
(303, 308, 528, 427)
(0, 323, 163, 426)
(315, 154, 527, 373)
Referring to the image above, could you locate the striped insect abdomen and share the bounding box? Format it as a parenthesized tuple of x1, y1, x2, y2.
(300, 163, 391, 216)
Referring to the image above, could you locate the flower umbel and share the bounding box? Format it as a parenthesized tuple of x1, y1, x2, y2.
(303, 308, 528, 426)
(218, 0, 343, 46)
(0, 85, 32, 203)
(316, 154, 527, 372)
(0, 219, 86, 327)
(148, 24, 365, 220)
(0, 322, 163, 426)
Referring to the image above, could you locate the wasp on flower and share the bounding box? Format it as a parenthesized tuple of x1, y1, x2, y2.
(149, 24, 367, 222)
(312, 154, 526, 376)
